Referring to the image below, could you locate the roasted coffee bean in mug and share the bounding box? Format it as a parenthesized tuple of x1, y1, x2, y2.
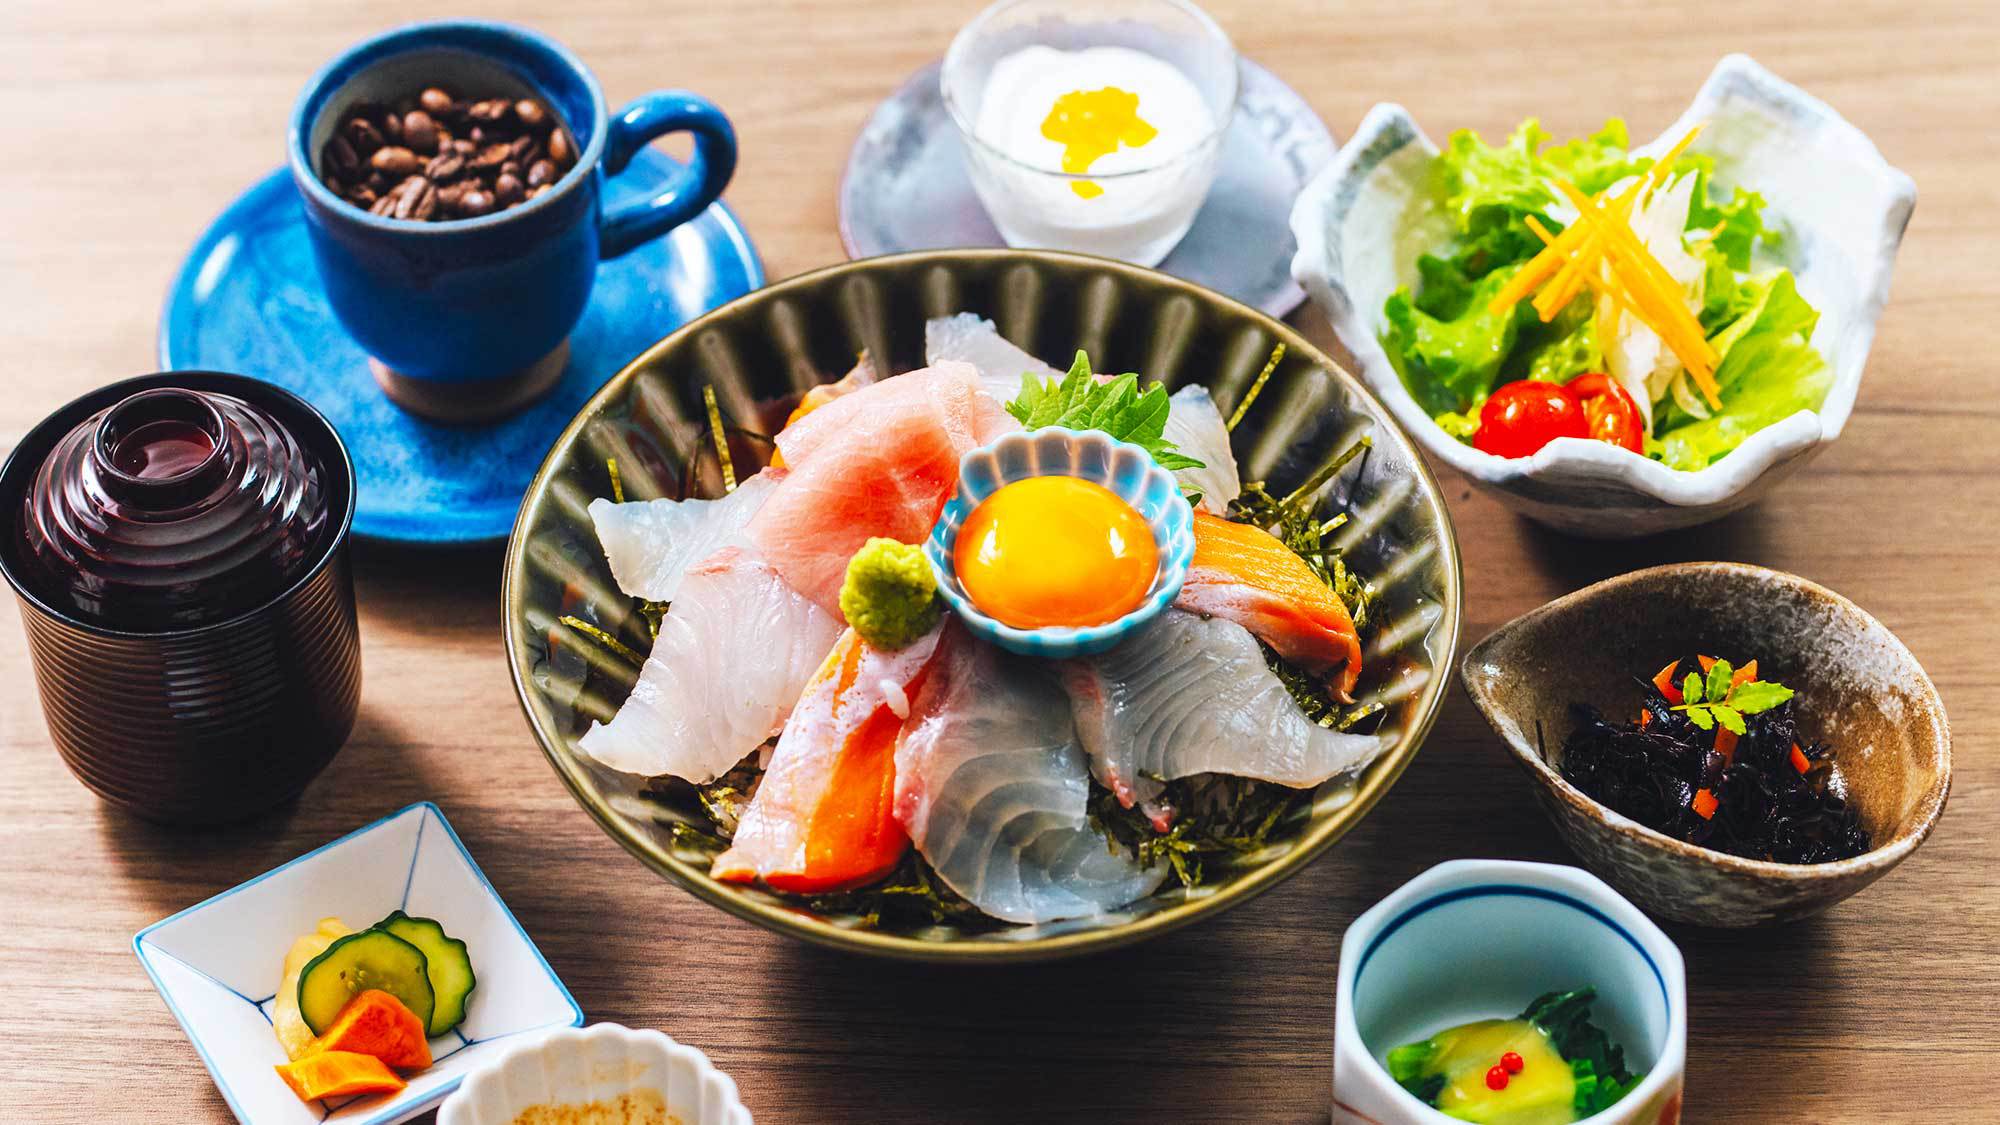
(317, 85, 577, 221)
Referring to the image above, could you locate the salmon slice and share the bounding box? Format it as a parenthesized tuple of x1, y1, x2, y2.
(749, 362, 1018, 612)
(712, 626, 943, 893)
(1173, 510, 1364, 701)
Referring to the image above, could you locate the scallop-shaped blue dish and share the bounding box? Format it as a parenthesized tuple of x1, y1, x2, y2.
(925, 427, 1194, 658)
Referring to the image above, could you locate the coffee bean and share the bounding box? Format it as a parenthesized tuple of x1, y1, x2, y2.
(319, 84, 570, 221)
(344, 117, 384, 155)
(467, 98, 512, 124)
(424, 152, 466, 181)
(471, 142, 512, 171)
(402, 111, 439, 154)
(507, 134, 540, 164)
(324, 136, 359, 177)
(394, 177, 439, 221)
(369, 145, 422, 177)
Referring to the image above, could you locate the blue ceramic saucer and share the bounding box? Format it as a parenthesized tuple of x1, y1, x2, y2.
(839, 58, 1334, 318)
(161, 147, 763, 545)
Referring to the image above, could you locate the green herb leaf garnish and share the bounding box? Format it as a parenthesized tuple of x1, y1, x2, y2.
(1674, 661, 1794, 732)
(1006, 351, 1204, 470)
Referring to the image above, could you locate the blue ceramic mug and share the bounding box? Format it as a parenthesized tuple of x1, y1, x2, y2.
(288, 21, 736, 419)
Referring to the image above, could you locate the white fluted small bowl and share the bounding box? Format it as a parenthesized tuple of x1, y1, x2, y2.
(439, 1024, 752, 1125)
(1290, 54, 1915, 538)
(925, 426, 1195, 658)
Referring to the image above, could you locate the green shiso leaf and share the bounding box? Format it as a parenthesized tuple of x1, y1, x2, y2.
(1005, 350, 1204, 470)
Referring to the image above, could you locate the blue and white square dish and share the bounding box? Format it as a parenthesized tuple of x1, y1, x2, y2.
(133, 802, 583, 1125)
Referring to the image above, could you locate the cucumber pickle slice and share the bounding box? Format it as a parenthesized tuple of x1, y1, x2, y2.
(374, 911, 477, 1036)
(296, 929, 436, 1036)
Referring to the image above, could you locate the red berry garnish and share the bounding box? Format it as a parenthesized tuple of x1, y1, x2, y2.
(1486, 1065, 1509, 1091)
(1501, 1051, 1525, 1074)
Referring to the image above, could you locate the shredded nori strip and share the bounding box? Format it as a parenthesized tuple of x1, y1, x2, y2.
(1557, 667, 1871, 864)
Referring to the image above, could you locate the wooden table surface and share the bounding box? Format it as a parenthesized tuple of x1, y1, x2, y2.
(2, 1, 1993, 1121)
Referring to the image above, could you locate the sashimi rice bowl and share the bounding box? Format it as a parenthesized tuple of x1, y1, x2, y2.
(505, 252, 1460, 958)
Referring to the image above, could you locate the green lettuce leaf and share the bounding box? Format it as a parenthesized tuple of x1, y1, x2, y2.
(1384, 263, 1529, 414)
(1510, 295, 1600, 384)
(1654, 270, 1829, 470)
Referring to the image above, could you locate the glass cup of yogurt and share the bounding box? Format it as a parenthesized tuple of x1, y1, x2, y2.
(942, 0, 1239, 266)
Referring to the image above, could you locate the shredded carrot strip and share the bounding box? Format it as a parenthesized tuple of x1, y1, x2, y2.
(1691, 788, 1720, 819)
(1790, 743, 1812, 774)
(1713, 726, 1739, 762)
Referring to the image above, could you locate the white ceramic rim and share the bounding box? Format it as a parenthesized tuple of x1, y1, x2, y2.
(438, 1022, 751, 1125)
(1334, 859, 1688, 1124)
(1289, 53, 1917, 510)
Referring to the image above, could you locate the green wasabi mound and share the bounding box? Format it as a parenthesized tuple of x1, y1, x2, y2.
(840, 537, 943, 650)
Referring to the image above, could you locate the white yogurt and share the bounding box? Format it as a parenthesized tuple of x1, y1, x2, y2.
(975, 46, 1213, 178)
(959, 44, 1225, 265)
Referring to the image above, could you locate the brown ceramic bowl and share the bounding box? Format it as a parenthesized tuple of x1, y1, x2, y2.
(1461, 562, 1949, 927)
(502, 249, 1463, 961)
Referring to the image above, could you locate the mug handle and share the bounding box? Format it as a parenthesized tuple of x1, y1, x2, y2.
(597, 91, 737, 259)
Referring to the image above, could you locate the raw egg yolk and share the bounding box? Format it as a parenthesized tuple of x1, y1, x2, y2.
(954, 476, 1159, 629)
(1040, 86, 1157, 199)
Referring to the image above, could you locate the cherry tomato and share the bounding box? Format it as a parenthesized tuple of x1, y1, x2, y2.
(1473, 380, 1588, 458)
(1567, 373, 1646, 453)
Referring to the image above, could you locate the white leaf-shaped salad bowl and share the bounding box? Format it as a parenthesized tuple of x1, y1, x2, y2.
(1289, 54, 1915, 538)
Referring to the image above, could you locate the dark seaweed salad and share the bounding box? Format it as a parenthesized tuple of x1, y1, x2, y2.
(1558, 656, 1871, 864)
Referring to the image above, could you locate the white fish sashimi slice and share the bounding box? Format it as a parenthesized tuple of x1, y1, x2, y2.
(588, 472, 779, 603)
(894, 628, 1164, 924)
(577, 547, 843, 782)
(1162, 385, 1241, 513)
(1062, 611, 1387, 812)
(924, 313, 1060, 403)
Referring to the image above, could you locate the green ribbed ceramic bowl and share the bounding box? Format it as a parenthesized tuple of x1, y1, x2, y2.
(502, 250, 1462, 961)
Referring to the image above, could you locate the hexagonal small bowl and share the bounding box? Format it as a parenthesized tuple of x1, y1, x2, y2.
(924, 427, 1195, 659)
(1461, 562, 1950, 927)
